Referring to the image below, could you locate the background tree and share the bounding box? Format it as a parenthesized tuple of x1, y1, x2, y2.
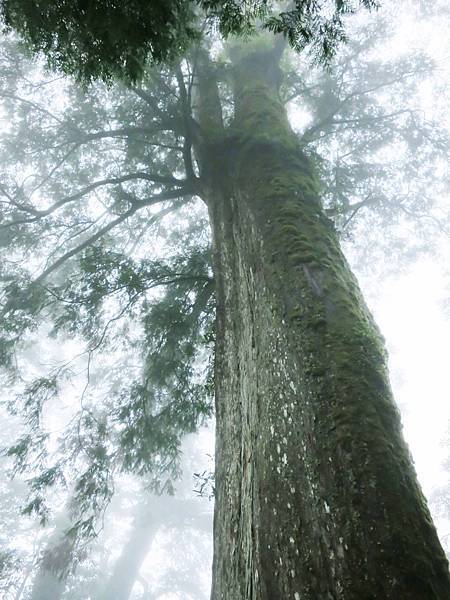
(99, 489, 211, 600)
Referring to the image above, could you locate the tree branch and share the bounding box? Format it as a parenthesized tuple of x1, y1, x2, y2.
(302, 70, 423, 142)
(33, 190, 195, 285)
(399, 204, 450, 238)
(0, 89, 64, 124)
(130, 86, 172, 122)
(1, 173, 192, 228)
(175, 63, 197, 181)
(33, 208, 137, 285)
(326, 193, 377, 219)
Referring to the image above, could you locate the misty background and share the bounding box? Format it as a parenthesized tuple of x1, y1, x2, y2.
(0, 1, 449, 598)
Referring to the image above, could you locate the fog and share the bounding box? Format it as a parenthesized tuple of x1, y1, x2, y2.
(0, 1, 449, 598)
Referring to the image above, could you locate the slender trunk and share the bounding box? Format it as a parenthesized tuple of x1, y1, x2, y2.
(14, 562, 34, 600)
(100, 494, 209, 600)
(203, 43, 450, 599)
(100, 498, 159, 600)
(30, 528, 74, 600)
(30, 568, 66, 600)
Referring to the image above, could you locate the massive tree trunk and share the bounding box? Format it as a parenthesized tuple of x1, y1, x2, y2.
(202, 42, 450, 599)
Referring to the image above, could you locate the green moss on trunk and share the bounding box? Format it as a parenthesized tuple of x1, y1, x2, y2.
(209, 39, 450, 600)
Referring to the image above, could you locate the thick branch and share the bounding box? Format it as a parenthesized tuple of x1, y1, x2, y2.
(130, 86, 171, 122)
(325, 194, 377, 228)
(175, 64, 197, 181)
(1, 173, 192, 227)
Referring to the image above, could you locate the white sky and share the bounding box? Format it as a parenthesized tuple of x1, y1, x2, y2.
(1, 2, 450, 596)
(361, 258, 450, 490)
(356, 253, 450, 550)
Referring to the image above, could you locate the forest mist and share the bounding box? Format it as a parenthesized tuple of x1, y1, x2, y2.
(0, 1, 449, 598)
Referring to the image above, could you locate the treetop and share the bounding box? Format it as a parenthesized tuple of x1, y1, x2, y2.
(0, 0, 379, 82)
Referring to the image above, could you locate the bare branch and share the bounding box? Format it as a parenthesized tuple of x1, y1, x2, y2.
(399, 205, 450, 238)
(0, 89, 64, 124)
(28, 143, 81, 196)
(75, 125, 178, 144)
(302, 70, 424, 142)
(33, 189, 195, 284)
(326, 193, 377, 219)
(37, 124, 182, 155)
(130, 86, 171, 122)
(1, 173, 192, 228)
(33, 208, 137, 285)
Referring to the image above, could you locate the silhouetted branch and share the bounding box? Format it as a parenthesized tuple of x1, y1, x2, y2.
(1, 173, 192, 227)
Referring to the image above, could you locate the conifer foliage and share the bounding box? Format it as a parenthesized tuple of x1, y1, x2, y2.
(0, 3, 449, 598)
(0, 0, 378, 81)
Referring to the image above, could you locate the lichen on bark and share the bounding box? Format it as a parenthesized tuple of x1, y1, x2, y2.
(202, 38, 450, 600)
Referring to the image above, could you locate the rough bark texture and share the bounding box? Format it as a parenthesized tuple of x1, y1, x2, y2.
(204, 42, 450, 599)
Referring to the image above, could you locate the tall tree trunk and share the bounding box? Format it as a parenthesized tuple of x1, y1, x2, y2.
(203, 42, 450, 599)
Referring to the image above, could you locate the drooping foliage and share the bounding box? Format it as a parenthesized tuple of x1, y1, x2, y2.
(0, 37, 216, 554)
(0, 0, 378, 82)
(0, 3, 449, 595)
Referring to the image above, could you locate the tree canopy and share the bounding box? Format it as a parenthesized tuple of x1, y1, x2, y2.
(0, 1, 449, 597)
(0, 0, 378, 82)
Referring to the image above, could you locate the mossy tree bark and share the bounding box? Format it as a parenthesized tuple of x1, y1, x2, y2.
(199, 42, 450, 599)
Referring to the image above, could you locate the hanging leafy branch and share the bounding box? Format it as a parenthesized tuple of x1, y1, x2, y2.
(0, 0, 379, 82)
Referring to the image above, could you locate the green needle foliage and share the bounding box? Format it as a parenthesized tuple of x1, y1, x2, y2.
(0, 0, 378, 82)
(0, 0, 198, 83)
(0, 4, 448, 592)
